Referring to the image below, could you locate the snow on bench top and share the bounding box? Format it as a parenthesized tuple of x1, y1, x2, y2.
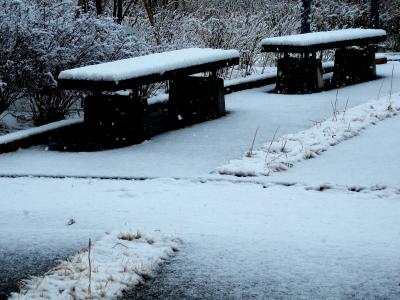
(261, 29, 386, 47)
(58, 48, 239, 82)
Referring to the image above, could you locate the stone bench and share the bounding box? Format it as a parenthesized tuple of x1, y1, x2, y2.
(58, 48, 239, 149)
(261, 29, 387, 94)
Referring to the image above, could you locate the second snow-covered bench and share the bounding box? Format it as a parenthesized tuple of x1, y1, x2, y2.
(261, 29, 387, 93)
(58, 48, 239, 149)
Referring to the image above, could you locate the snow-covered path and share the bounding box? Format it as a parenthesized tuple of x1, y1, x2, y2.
(1, 178, 400, 299)
(0, 64, 398, 178)
(270, 115, 400, 187)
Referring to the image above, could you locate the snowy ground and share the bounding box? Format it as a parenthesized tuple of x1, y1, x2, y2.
(270, 115, 400, 187)
(1, 62, 400, 299)
(10, 230, 179, 300)
(1, 178, 400, 299)
(0, 64, 398, 178)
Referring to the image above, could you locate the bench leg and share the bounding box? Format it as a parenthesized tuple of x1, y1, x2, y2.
(276, 57, 324, 94)
(168, 76, 225, 128)
(84, 93, 148, 149)
(332, 47, 376, 86)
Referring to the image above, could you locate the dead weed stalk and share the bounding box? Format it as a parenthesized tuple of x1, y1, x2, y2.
(246, 126, 260, 158)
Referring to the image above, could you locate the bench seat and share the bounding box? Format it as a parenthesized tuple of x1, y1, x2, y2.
(58, 48, 239, 91)
(261, 29, 387, 53)
(57, 48, 239, 150)
(261, 29, 387, 93)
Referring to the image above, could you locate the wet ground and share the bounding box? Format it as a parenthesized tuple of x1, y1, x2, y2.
(0, 248, 75, 300)
(122, 238, 400, 300)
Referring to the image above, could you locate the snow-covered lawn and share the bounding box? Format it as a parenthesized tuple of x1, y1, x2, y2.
(270, 115, 400, 187)
(1, 62, 400, 299)
(216, 92, 400, 177)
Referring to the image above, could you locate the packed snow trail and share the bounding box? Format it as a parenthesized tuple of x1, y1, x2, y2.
(1, 178, 400, 299)
(270, 115, 400, 187)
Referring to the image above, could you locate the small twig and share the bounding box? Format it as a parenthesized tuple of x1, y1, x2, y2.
(265, 126, 280, 169)
(43, 264, 73, 276)
(387, 65, 395, 111)
(112, 242, 129, 249)
(88, 239, 92, 299)
(377, 79, 385, 100)
(309, 119, 323, 127)
(228, 65, 235, 80)
(0, 111, 10, 122)
(280, 138, 288, 154)
(245, 126, 260, 157)
(342, 97, 349, 121)
(331, 89, 339, 121)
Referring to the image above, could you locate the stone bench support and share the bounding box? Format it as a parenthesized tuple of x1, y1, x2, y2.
(84, 94, 148, 148)
(168, 76, 225, 127)
(332, 47, 377, 86)
(276, 57, 324, 94)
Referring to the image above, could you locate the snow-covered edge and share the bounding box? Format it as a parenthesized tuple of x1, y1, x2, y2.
(11, 230, 179, 300)
(224, 72, 277, 88)
(261, 28, 386, 47)
(215, 93, 400, 177)
(0, 119, 83, 145)
(58, 48, 240, 82)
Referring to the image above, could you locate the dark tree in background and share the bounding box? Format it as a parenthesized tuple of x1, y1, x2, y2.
(95, 0, 103, 15)
(370, 0, 379, 28)
(301, 0, 312, 33)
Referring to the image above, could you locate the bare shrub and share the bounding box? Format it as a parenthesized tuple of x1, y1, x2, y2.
(0, 0, 148, 124)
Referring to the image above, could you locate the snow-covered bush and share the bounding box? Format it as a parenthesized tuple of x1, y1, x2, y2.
(381, 0, 400, 50)
(312, 0, 369, 32)
(120, 0, 301, 76)
(0, 0, 148, 124)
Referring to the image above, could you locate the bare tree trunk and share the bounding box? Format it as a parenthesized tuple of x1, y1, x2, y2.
(117, 0, 123, 23)
(143, 0, 155, 26)
(78, 0, 88, 12)
(301, 0, 312, 33)
(122, 0, 139, 21)
(95, 0, 103, 15)
(370, 0, 380, 29)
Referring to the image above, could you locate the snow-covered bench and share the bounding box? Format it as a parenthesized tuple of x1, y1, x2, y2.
(261, 29, 387, 93)
(58, 48, 239, 149)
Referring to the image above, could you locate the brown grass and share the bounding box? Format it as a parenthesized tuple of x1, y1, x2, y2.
(118, 230, 142, 241)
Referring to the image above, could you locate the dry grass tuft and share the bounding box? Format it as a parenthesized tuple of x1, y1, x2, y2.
(118, 230, 142, 241)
